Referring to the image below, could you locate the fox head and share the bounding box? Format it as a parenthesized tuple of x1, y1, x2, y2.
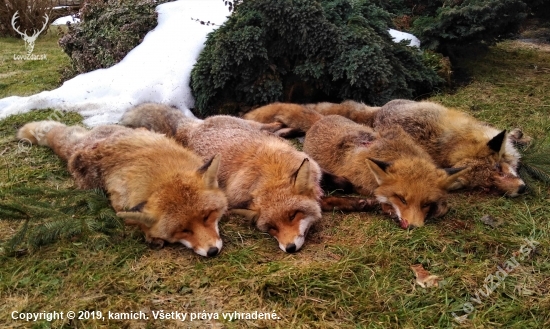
(367, 158, 466, 229)
(118, 155, 228, 257)
(452, 130, 526, 197)
(231, 159, 322, 253)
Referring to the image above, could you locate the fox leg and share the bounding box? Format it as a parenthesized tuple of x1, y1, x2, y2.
(320, 196, 378, 212)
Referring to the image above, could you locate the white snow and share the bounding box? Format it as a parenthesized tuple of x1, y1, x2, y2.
(0, 0, 229, 126)
(51, 14, 80, 25)
(0, 2, 420, 126)
(389, 28, 421, 48)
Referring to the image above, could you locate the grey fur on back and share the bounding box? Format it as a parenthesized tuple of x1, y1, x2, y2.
(120, 103, 189, 137)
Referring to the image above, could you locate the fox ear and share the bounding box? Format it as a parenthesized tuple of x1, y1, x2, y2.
(429, 200, 449, 218)
(199, 154, 221, 189)
(440, 166, 469, 190)
(230, 209, 259, 222)
(117, 211, 156, 228)
(293, 158, 314, 195)
(487, 130, 507, 155)
(366, 158, 391, 185)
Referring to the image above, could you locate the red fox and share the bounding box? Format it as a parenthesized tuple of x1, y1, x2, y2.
(303, 115, 466, 229)
(121, 105, 326, 253)
(243, 100, 380, 136)
(373, 100, 526, 196)
(245, 99, 527, 196)
(306, 100, 380, 126)
(17, 121, 227, 257)
(243, 103, 323, 137)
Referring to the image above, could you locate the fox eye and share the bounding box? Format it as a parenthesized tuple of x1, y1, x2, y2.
(289, 211, 299, 222)
(182, 229, 193, 234)
(203, 211, 213, 223)
(396, 195, 407, 205)
(267, 225, 279, 233)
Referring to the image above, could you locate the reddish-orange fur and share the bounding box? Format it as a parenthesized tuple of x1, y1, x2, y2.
(121, 104, 323, 253)
(17, 121, 227, 257)
(304, 116, 466, 229)
(373, 100, 526, 196)
(242, 100, 380, 136)
(306, 100, 380, 126)
(243, 102, 323, 137)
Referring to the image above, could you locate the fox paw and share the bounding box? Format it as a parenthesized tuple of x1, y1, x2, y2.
(147, 237, 165, 250)
(509, 128, 532, 147)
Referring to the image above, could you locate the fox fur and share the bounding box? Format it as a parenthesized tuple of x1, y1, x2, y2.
(243, 103, 323, 137)
(245, 99, 527, 197)
(374, 100, 526, 196)
(121, 104, 325, 253)
(303, 115, 466, 229)
(243, 100, 380, 136)
(306, 100, 381, 127)
(17, 121, 227, 257)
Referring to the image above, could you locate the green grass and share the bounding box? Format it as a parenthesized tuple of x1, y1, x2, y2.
(0, 27, 70, 98)
(1, 34, 549, 328)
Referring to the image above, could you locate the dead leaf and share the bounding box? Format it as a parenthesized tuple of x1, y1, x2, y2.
(410, 264, 442, 288)
(480, 214, 503, 228)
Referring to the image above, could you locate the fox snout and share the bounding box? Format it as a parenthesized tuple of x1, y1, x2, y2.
(179, 236, 223, 258)
(266, 214, 317, 253)
(495, 177, 526, 197)
(492, 163, 526, 197)
(157, 217, 224, 257)
(380, 203, 437, 230)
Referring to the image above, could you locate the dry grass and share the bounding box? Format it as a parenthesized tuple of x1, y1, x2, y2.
(0, 35, 549, 328)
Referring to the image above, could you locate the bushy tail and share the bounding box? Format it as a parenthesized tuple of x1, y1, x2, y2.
(17, 121, 89, 160)
(120, 103, 197, 137)
(16, 121, 66, 147)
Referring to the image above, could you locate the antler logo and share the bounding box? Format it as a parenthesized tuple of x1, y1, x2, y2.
(11, 11, 49, 55)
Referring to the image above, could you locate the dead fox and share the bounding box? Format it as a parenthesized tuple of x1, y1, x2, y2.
(243, 103, 323, 137)
(303, 115, 466, 229)
(374, 100, 527, 196)
(121, 105, 326, 253)
(243, 100, 380, 136)
(17, 121, 227, 257)
(306, 100, 381, 127)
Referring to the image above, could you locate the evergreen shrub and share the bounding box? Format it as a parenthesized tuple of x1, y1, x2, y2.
(411, 0, 528, 51)
(190, 0, 442, 116)
(58, 0, 169, 81)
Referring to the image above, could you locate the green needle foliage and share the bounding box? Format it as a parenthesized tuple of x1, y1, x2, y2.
(58, 0, 171, 81)
(412, 0, 528, 52)
(190, 0, 442, 116)
(375, 0, 548, 54)
(0, 187, 122, 255)
(519, 139, 550, 191)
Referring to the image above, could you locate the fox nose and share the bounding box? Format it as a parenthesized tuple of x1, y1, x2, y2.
(207, 247, 219, 257)
(399, 218, 409, 229)
(285, 243, 297, 253)
(518, 184, 527, 194)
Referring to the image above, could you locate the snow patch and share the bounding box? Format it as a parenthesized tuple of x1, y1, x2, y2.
(389, 28, 421, 48)
(51, 15, 80, 25)
(0, 0, 229, 126)
(1, 3, 420, 126)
